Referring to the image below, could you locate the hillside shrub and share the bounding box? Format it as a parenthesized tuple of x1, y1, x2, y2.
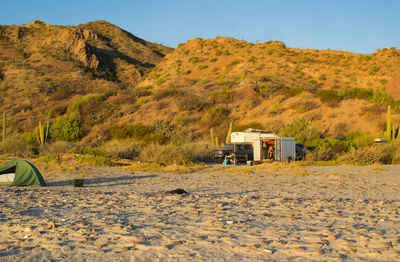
(198, 64, 208, 70)
(50, 87, 74, 101)
(188, 56, 199, 63)
(136, 97, 147, 105)
(108, 123, 152, 140)
(153, 85, 185, 100)
(268, 103, 285, 116)
(66, 94, 118, 130)
(318, 74, 327, 81)
(380, 79, 388, 85)
(245, 95, 262, 110)
(50, 116, 83, 142)
(281, 117, 319, 145)
(253, 77, 286, 98)
(181, 69, 191, 75)
(368, 65, 380, 75)
(344, 132, 374, 149)
(319, 139, 347, 152)
(203, 106, 230, 127)
(370, 86, 393, 105)
(67, 94, 102, 115)
(294, 101, 319, 113)
(152, 119, 186, 144)
(108, 121, 184, 145)
(339, 87, 373, 100)
(83, 102, 118, 129)
(154, 78, 166, 85)
(210, 89, 234, 103)
(316, 89, 340, 103)
(283, 87, 303, 97)
(229, 59, 242, 66)
(306, 138, 349, 161)
(361, 55, 372, 61)
(256, 84, 276, 98)
(178, 94, 207, 112)
(21, 130, 40, 147)
(247, 56, 256, 63)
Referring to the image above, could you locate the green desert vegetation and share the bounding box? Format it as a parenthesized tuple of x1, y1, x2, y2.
(1, 21, 400, 169)
(0, 105, 400, 168)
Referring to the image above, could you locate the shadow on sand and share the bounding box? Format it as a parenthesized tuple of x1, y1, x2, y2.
(46, 174, 157, 187)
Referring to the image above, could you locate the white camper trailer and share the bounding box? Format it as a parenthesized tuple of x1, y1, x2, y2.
(230, 129, 295, 162)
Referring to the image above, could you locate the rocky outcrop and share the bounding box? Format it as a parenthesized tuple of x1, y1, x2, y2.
(0, 21, 101, 69)
(48, 28, 100, 69)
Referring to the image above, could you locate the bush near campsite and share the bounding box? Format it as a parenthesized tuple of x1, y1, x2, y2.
(50, 116, 83, 142)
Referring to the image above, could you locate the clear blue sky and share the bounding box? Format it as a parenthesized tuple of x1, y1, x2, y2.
(1, 0, 399, 54)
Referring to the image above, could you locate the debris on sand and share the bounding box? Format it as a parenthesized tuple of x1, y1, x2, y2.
(165, 188, 189, 195)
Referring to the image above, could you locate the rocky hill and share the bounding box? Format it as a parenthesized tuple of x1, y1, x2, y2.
(0, 20, 172, 143)
(0, 21, 399, 145)
(135, 37, 400, 139)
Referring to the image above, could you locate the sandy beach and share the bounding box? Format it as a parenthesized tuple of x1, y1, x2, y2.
(0, 163, 399, 261)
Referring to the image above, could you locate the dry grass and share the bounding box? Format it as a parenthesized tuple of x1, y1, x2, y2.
(0, 137, 33, 157)
(99, 139, 144, 159)
(39, 141, 75, 155)
(371, 167, 387, 172)
(123, 162, 209, 174)
(338, 144, 398, 164)
(138, 143, 216, 165)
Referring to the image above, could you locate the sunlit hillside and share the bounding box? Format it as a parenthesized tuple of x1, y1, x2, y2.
(1, 21, 400, 146)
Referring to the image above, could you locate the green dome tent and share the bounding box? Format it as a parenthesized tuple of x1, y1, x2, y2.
(0, 159, 46, 186)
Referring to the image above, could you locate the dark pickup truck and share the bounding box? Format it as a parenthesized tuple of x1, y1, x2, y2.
(213, 143, 254, 162)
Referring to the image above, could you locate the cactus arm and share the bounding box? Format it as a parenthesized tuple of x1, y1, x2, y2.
(2, 112, 5, 142)
(386, 105, 391, 141)
(225, 121, 233, 144)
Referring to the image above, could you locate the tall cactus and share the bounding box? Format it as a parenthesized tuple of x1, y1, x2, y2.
(37, 121, 49, 144)
(2, 112, 5, 142)
(215, 137, 219, 147)
(225, 121, 233, 144)
(210, 128, 214, 145)
(392, 126, 396, 141)
(45, 122, 49, 141)
(386, 105, 391, 141)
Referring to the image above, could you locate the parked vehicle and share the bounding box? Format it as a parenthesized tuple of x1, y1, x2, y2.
(213, 143, 254, 162)
(295, 143, 306, 160)
(230, 130, 295, 162)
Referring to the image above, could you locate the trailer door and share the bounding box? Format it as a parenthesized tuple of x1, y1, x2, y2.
(275, 139, 281, 161)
